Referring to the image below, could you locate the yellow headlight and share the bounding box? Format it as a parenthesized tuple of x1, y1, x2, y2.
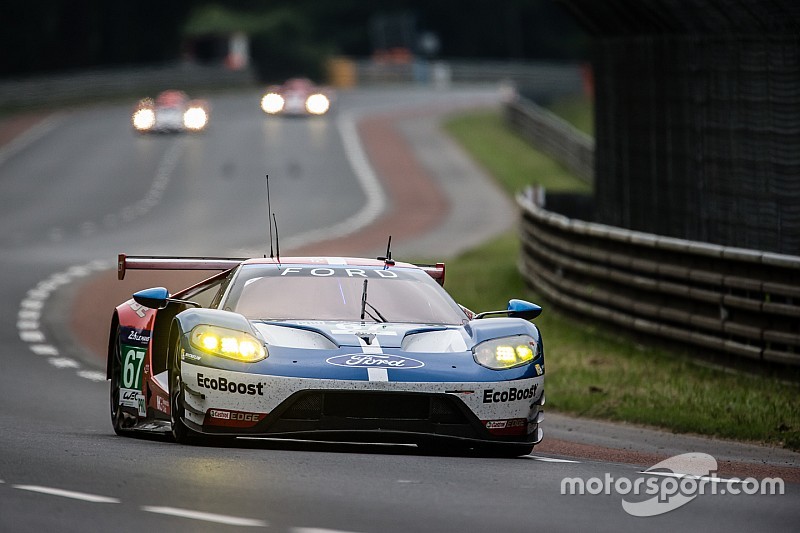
(305, 93, 330, 115)
(473, 335, 539, 370)
(261, 93, 285, 114)
(201, 334, 219, 351)
(190, 325, 267, 362)
(515, 345, 534, 361)
(495, 346, 517, 363)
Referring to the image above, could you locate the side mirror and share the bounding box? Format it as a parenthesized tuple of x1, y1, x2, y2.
(473, 299, 542, 320)
(507, 299, 542, 320)
(133, 287, 170, 309)
(132, 287, 201, 310)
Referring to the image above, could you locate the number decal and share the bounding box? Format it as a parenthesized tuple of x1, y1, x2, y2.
(121, 347, 145, 389)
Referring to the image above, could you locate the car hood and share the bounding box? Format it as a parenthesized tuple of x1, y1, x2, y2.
(215, 319, 543, 382)
(251, 321, 470, 353)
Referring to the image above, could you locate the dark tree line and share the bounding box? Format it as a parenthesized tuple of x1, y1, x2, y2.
(1, 0, 586, 77)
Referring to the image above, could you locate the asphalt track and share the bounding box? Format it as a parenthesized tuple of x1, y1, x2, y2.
(1, 86, 798, 532)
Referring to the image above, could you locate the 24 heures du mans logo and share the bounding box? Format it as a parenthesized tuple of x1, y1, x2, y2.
(326, 354, 424, 369)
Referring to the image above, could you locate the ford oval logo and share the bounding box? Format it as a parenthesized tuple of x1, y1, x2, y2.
(326, 354, 424, 369)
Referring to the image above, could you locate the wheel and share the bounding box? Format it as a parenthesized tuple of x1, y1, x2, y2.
(169, 337, 230, 447)
(110, 327, 134, 435)
(169, 337, 198, 444)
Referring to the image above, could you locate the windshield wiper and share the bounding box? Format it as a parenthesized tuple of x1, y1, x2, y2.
(360, 279, 387, 323)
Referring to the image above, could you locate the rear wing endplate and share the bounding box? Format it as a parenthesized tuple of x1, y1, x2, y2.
(416, 262, 445, 286)
(117, 253, 246, 280)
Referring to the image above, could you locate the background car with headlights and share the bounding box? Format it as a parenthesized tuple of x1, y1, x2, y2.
(260, 78, 334, 116)
(132, 90, 210, 133)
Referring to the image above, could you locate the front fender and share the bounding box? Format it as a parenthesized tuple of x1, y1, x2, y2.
(172, 308, 258, 339)
(106, 312, 120, 380)
(466, 317, 541, 346)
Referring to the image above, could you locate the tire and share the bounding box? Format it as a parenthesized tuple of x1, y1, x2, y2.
(110, 327, 132, 436)
(169, 338, 230, 447)
(169, 336, 198, 444)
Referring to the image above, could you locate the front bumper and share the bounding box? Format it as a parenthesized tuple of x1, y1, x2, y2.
(180, 362, 544, 445)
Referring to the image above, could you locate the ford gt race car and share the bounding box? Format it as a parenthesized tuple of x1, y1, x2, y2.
(260, 78, 333, 116)
(108, 255, 545, 457)
(131, 90, 209, 133)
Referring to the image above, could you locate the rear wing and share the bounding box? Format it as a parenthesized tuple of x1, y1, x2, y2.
(118, 254, 445, 286)
(117, 254, 246, 280)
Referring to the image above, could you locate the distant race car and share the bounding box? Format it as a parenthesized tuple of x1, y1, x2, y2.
(108, 254, 545, 457)
(131, 90, 209, 133)
(260, 78, 333, 116)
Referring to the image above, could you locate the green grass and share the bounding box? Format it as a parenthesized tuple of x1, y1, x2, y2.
(547, 94, 594, 136)
(444, 110, 590, 194)
(440, 107, 800, 450)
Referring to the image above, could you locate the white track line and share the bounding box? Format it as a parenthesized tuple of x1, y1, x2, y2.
(120, 138, 184, 223)
(529, 455, 581, 463)
(292, 528, 364, 533)
(249, 110, 386, 254)
(141, 506, 267, 527)
(13, 485, 120, 504)
(18, 134, 184, 378)
(18, 259, 112, 382)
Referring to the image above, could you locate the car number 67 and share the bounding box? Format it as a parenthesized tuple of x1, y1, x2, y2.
(122, 348, 145, 389)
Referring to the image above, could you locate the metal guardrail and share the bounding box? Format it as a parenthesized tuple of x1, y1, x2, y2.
(517, 187, 800, 366)
(0, 63, 256, 109)
(508, 95, 800, 365)
(353, 59, 584, 94)
(1, 59, 584, 111)
(504, 97, 594, 184)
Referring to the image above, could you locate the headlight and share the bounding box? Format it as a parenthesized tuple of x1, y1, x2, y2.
(132, 108, 155, 131)
(190, 325, 267, 363)
(183, 107, 208, 130)
(305, 93, 330, 115)
(261, 93, 285, 114)
(473, 335, 538, 370)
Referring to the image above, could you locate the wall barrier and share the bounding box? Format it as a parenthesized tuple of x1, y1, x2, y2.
(504, 98, 594, 184)
(0, 63, 256, 109)
(352, 59, 583, 94)
(517, 187, 800, 366)
(507, 95, 800, 366)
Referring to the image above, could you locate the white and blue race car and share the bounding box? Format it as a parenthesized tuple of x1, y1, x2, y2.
(108, 255, 545, 456)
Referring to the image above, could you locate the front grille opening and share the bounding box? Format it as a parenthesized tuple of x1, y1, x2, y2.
(281, 392, 324, 420)
(265, 390, 485, 440)
(429, 397, 464, 424)
(276, 391, 471, 425)
(324, 392, 430, 420)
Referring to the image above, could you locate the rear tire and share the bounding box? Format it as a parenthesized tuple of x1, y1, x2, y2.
(110, 328, 132, 436)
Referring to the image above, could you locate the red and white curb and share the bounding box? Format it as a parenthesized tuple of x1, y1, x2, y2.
(0, 114, 65, 168)
(17, 259, 113, 382)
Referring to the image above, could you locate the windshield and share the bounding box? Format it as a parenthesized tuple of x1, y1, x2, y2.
(222, 264, 467, 325)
